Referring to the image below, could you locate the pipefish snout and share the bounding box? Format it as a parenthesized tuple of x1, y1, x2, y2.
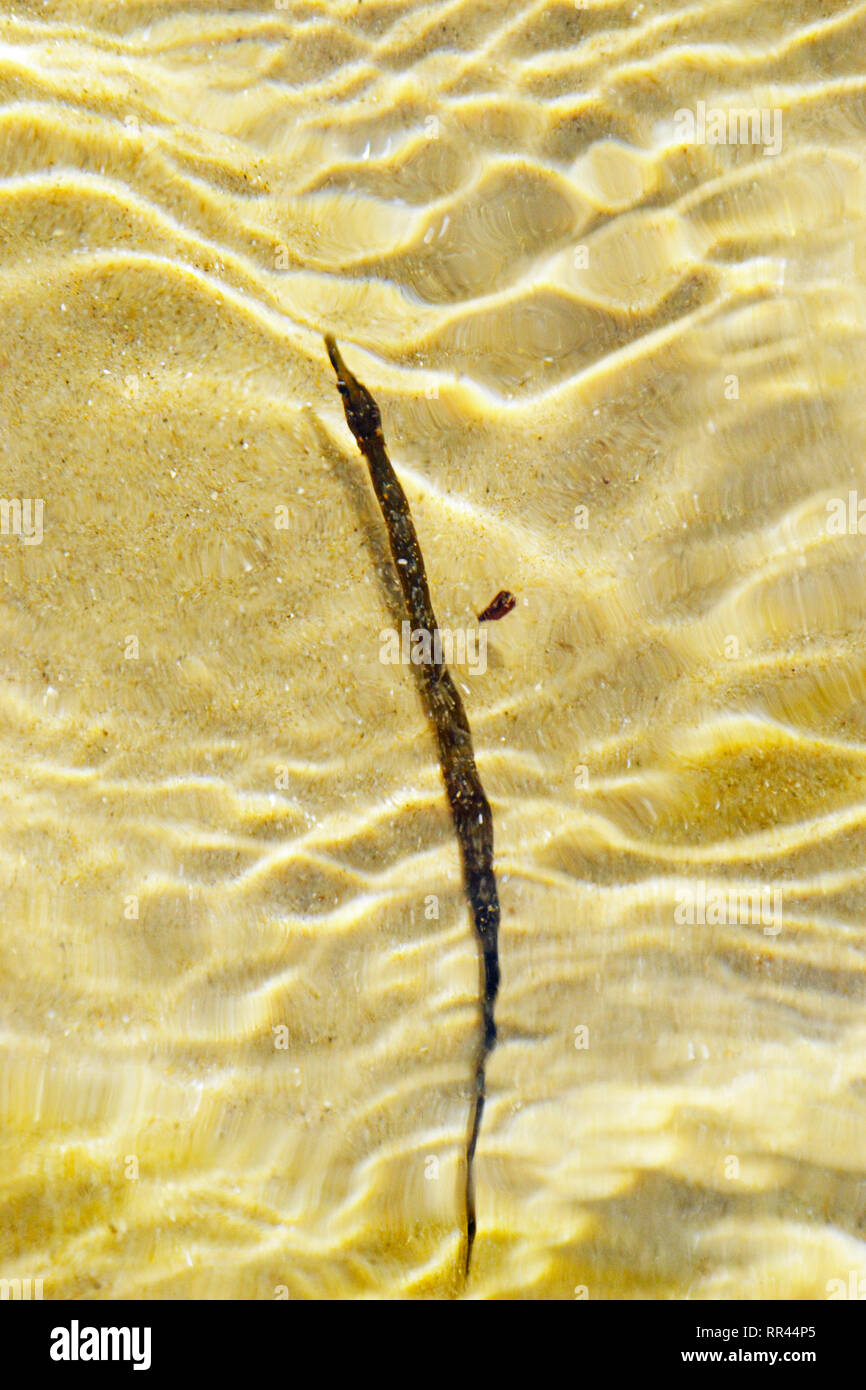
(324, 335, 383, 450)
(324, 335, 502, 1283)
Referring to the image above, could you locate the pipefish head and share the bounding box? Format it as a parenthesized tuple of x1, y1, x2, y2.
(324, 335, 383, 447)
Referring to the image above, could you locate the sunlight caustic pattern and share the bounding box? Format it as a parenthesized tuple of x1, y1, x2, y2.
(1, 0, 866, 1298)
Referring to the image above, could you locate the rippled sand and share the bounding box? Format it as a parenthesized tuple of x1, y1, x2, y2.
(2, 0, 866, 1299)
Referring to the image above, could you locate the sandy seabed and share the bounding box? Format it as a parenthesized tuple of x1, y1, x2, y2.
(2, 0, 866, 1299)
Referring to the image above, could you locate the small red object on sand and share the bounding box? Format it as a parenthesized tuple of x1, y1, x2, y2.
(477, 590, 516, 622)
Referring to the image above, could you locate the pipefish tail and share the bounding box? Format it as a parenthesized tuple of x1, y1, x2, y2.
(324, 334, 501, 1283)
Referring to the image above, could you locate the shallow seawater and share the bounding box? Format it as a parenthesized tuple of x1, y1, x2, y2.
(1, 0, 866, 1300)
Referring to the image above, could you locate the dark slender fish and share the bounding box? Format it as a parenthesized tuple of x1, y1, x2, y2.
(477, 590, 516, 623)
(324, 335, 500, 1280)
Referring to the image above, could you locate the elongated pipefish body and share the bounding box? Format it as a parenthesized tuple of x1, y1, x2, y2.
(324, 335, 500, 1279)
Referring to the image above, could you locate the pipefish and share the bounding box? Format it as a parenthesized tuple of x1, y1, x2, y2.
(324, 335, 501, 1281)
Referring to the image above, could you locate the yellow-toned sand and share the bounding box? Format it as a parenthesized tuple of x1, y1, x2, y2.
(1, 0, 866, 1299)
